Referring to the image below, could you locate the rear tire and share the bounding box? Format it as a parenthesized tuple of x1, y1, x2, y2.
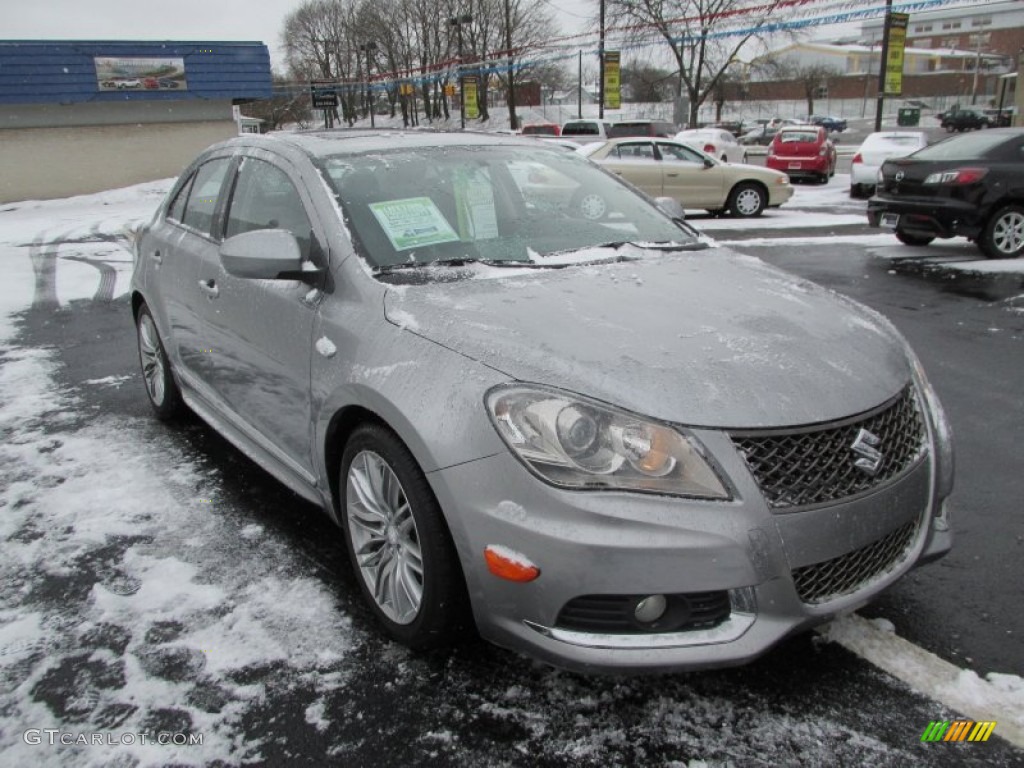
(977, 204, 1024, 258)
(136, 304, 184, 421)
(340, 423, 470, 649)
(895, 230, 935, 247)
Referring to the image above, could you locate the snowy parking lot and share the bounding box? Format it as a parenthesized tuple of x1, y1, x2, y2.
(1, 178, 1022, 767)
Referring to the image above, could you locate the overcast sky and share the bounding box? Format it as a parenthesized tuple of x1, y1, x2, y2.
(3, 0, 597, 69)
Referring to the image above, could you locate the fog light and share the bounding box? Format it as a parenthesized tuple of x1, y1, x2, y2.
(634, 594, 668, 623)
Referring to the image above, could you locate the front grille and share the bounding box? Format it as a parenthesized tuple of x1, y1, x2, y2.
(792, 520, 918, 603)
(731, 386, 926, 510)
(556, 591, 730, 634)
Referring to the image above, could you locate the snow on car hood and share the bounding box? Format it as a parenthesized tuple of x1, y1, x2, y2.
(382, 249, 911, 429)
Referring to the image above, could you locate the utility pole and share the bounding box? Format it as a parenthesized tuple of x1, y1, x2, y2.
(874, 0, 893, 132)
(504, 0, 517, 130)
(449, 14, 472, 130)
(577, 50, 583, 119)
(598, 0, 606, 119)
(971, 33, 984, 105)
(360, 42, 377, 128)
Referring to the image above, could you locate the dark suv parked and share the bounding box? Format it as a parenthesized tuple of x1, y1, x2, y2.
(940, 107, 989, 132)
(868, 128, 1024, 258)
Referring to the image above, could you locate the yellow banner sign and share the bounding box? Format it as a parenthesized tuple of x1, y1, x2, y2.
(604, 51, 621, 110)
(884, 13, 909, 96)
(463, 75, 480, 120)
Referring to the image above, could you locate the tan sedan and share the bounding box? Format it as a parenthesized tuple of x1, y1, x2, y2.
(582, 138, 793, 217)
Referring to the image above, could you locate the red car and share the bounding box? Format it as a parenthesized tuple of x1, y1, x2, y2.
(766, 125, 837, 184)
(521, 122, 561, 137)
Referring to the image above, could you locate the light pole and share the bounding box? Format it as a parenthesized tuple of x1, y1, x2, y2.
(503, 0, 517, 130)
(360, 41, 378, 127)
(449, 13, 472, 130)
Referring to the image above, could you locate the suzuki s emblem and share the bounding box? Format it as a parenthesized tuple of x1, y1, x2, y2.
(851, 428, 884, 475)
(895, 170, 905, 182)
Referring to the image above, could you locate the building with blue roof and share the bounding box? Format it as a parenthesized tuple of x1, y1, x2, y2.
(1, 40, 272, 202)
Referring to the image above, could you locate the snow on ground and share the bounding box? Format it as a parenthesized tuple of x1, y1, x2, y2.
(1, 179, 1022, 765)
(0, 183, 356, 766)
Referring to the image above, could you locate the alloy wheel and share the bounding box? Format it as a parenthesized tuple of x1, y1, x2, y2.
(137, 313, 166, 406)
(992, 210, 1024, 256)
(346, 450, 424, 625)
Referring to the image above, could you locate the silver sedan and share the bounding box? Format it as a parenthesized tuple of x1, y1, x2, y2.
(131, 130, 953, 673)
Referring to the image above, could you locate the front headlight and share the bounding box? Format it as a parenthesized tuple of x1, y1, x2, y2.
(485, 385, 730, 499)
(907, 352, 955, 498)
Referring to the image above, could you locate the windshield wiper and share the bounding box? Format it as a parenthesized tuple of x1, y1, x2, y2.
(543, 240, 708, 258)
(375, 257, 530, 273)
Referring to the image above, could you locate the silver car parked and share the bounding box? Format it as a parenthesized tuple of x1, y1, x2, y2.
(131, 130, 953, 673)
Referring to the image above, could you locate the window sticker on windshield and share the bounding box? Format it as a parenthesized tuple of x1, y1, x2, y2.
(453, 167, 500, 241)
(368, 197, 460, 251)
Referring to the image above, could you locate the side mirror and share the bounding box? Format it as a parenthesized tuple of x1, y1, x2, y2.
(655, 196, 685, 221)
(220, 229, 318, 282)
(703, 157, 715, 169)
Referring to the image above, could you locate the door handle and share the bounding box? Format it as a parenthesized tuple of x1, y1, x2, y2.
(198, 279, 219, 298)
(151, 250, 163, 264)
(666, 173, 679, 178)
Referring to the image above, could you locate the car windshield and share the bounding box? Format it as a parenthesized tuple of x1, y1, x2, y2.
(315, 145, 696, 270)
(864, 135, 923, 150)
(911, 132, 1011, 161)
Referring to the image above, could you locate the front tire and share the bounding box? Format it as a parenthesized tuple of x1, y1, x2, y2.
(340, 424, 469, 648)
(727, 182, 767, 218)
(895, 230, 935, 246)
(978, 205, 1024, 258)
(136, 304, 184, 420)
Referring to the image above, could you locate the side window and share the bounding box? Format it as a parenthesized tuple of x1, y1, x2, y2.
(224, 157, 313, 261)
(658, 143, 704, 163)
(167, 172, 194, 222)
(614, 142, 656, 160)
(181, 157, 232, 238)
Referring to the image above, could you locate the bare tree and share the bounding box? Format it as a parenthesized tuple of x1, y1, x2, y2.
(606, 0, 784, 127)
(757, 60, 840, 117)
(241, 74, 314, 130)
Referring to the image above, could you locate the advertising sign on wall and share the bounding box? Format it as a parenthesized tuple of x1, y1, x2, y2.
(884, 13, 909, 96)
(94, 57, 187, 92)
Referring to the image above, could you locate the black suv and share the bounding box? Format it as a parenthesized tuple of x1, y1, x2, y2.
(867, 128, 1024, 258)
(940, 107, 989, 132)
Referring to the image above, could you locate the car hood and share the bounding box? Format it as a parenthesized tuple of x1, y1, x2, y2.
(382, 249, 910, 429)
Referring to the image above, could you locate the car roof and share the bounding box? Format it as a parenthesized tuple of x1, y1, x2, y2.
(206, 129, 547, 160)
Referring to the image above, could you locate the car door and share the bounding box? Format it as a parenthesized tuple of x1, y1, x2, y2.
(655, 141, 724, 208)
(195, 151, 323, 475)
(600, 141, 662, 197)
(156, 154, 234, 383)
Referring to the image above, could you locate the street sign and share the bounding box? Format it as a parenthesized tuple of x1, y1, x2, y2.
(310, 81, 339, 109)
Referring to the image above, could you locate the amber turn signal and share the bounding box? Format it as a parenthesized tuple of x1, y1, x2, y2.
(484, 545, 540, 582)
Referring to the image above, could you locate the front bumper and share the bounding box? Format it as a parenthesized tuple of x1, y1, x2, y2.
(429, 435, 951, 674)
(867, 194, 985, 239)
(768, 182, 795, 207)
